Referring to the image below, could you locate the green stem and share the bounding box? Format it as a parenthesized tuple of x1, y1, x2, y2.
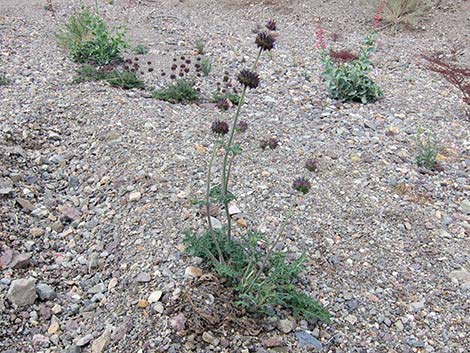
(206, 141, 225, 264)
(243, 197, 297, 292)
(220, 48, 264, 240)
(221, 86, 247, 240)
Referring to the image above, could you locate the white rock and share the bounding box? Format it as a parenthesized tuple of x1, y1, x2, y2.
(148, 290, 163, 303)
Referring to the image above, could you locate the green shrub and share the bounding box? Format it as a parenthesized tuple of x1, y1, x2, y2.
(75, 64, 144, 89)
(321, 33, 383, 103)
(152, 79, 199, 103)
(57, 9, 127, 65)
(416, 127, 438, 170)
(132, 44, 149, 55)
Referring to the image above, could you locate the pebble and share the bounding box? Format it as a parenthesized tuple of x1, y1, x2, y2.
(36, 283, 56, 301)
(277, 319, 295, 333)
(202, 331, 219, 346)
(75, 334, 94, 347)
(184, 266, 203, 277)
(129, 191, 142, 201)
(134, 272, 151, 283)
(148, 290, 163, 303)
(262, 336, 284, 348)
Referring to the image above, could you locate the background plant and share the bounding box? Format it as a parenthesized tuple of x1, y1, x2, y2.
(0, 74, 9, 86)
(320, 31, 383, 103)
(379, 0, 430, 28)
(184, 21, 330, 324)
(152, 79, 199, 103)
(416, 127, 439, 170)
(201, 58, 212, 76)
(75, 64, 145, 89)
(422, 54, 470, 115)
(57, 9, 127, 65)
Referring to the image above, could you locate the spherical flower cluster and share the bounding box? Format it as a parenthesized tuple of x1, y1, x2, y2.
(211, 120, 229, 135)
(236, 120, 248, 133)
(260, 137, 279, 150)
(237, 70, 260, 89)
(255, 32, 276, 51)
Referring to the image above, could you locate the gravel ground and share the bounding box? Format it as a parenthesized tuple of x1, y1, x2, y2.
(1, 0, 469, 352)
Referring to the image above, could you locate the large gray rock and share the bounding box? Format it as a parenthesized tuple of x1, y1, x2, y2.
(7, 278, 37, 306)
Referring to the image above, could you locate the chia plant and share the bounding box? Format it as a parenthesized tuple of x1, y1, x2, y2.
(184, 22, 330, 324)
(201, 58, 212, 76)
(195, 39, 206, 55)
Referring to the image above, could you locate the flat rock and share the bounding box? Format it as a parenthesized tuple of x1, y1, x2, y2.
(7, 278, 37, 306)
(134, 272, 151, 283)
(75, 334, 94, 347)
(185, 266, 203, 277)
(0, 177, 13, 194)
(148, 290, 163, 303)
(262, 336, 284, 348)
(16, 198, 35, 212)
(449, 269, 470, 286)
(9, 253, 31, 269)
(129, 191, 142, 202)
(91, 329, 111, 353)
(295, 331, 323, 350)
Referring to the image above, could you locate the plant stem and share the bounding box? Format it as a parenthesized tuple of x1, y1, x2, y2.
(221, 86, 247, 240)
(220, 48, 263, 240)
(206, 140, 225, 264)
(244, 196, 297, 292)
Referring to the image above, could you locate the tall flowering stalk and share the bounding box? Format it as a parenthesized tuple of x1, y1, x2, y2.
(374, 2, 384, 28)
(315, 19, 327, 50)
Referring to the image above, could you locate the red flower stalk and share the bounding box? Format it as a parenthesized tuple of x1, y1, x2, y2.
(315, 20, 326, 50)
(374, 2, 383, 28)
(46, 0, 55, 17)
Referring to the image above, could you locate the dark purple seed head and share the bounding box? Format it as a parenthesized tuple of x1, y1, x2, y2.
(147, 61, 151, 65)
(184, 68, 190, 73)
(149, 68, 154, 72)
(223, 76, 229, 82)
(216, 98, 232, 111)
(260, 137, 279, 150)
(255, 31, 276, 51)
(170, 74, 176, 79)
(185, 59, 191, 64)
(171, 64, 177, 70)
(211, 120, 229, 135)
(180, 56, 185, 60)
(237, 69, 259, 89)
(293, 177, 311, 194)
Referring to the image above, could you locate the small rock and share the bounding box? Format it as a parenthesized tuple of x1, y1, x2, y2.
(91, 329, 111, 353)
(185, 266, 203, 277)
(408, 299, 425, 312)
(449, 269, 470, 287)
(406, 338, 425, 348)
(262, 336, 284, 348)
(0, 247, 13, 269)
(32, 334, 50, 350)
(137, 299, 149, 308)
(58, 205, 81, 221)
(202, 331, 219, 346)
(209, 217, 223, 229)
(170, 313, 186, 332)
(16, 198, 35, 212)
(47, 316, 60, 334)
(228, 204, 241, 215)
(460, 199, 470, 214)
(135, 272, 151, 283)
(295, 331, 322, 350)
(30, 227, 45, 237)
(7, 278, 37, 306)
(0, 178, 13, 194)
(277, 319, 295, 333)
(75, 334, 94, 347)
(129, 191, 142, 202)
(148, 290, 163, 303)
(345, 314, 357, 325)
(36, 283, 56, 301)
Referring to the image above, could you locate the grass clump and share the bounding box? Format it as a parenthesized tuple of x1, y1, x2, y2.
(201, 58, 212, 76)
(152, 79, 199, 103)
(56, 9, 127, 65)
(0, 74, 9, 86)
(381, 0, 429, 28)
(416, 127, 439, 170)
(195, 39, 206, 55)
(210, 92, 241, 105)
(75, 64, 144, 89)
(132, 44, 149, 55)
